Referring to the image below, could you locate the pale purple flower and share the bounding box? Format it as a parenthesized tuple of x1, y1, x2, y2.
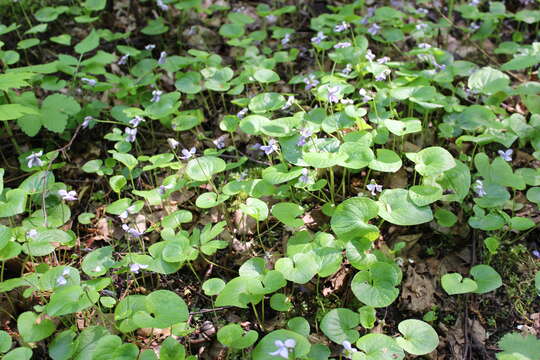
(417, 8, 429, 15)
(416, 23, 428, 31)
(341, 98, 353, 105)
(297, 128, 313, 146)
(237, 108, 248, 119)
(366, 7, 376, 16)
(58, 189, 78, 201)
(179, 147, 196, 160)
(469, 0, 480, 5)
(145, 44, 156, 51)
(519, 0, 535, 4)
(125, 127, 137, 142)
(532, 250, 540, 259)
(158, 51, 167, 65)
(342, 341, 359, 359)
(268, 339, 296, 359)
(334, 42, 351, 49)
(299, 168, 310, 183)
(474, 179, 487, 197)
(122, 224, 144, 237)
(303, 74, 319, 90)
(281, 33, 291, 46)
(260, 139, 279, 155)
(26, 151, 43, 168)
(119, 205, 137, 219)
(366, 180, 383, 196)
(311, 31, 327, 44)
(282, 95, 295, 110)
(342, 64, 353, 75)
(158, 183, 174, 195)
(56, 268, 70, 286)
(418, 43, 432, 49)
(151, 90, 162, 103)
(434, 63, 446, 71)
(81, 77, 97, 86)
(359, 88, 372, 102)
(265, 14, 277, 23)
(327, 86, 340, 103)
(334, 21, 350, 33)
(129, 116, 145, 127)
(156, 0, 168, 11)
(26, 229, 38, 239)
(498, 149, 513, 162)
(118, 54, 129, 65)
(375, 72, 388, 81)
(377, 56, 390, 64)
(365, 49, 376, 61)
(367, 23, 381, 36)
(213, 135, 227, 149)
(82, 116, 93, 129)
(130, 263, 149, 274)
(167, 138, 179, 149)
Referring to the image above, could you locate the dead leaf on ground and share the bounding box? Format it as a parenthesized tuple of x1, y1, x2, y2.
(322, 266, 351, 297)
(400, 265, 436, 313)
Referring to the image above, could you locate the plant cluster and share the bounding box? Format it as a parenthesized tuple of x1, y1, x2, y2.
(0, 0, 540, 359)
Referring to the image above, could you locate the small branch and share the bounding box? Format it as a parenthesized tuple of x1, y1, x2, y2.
(189, 306, 233, 315)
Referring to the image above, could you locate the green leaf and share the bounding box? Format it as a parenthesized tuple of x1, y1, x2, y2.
(84, 0, 107, 11)
(219, 23, 245, 38)
(133, 290, 189, 329)
(112, 152, 138, 170)
(320, 308, 360, 344)
(3, 347, 32, 360)
(202, 278, 226, 296)
(254, 69, 280, 83)
(468, 66, 510, 95)
(217, 324, 258, 349)
(351, 262, 401, 307)
(498, 332, 540, 360)
(405, 147, 456, 177)
(186, 156, 226, 181)
(275, 253, 319, 284)
(377, 189, 433, 226)
(470, 264, 502, 294)
(356, 333, 405, 360)
(160, 337, 186, 360)
(0, 189, 27, 218)
(409, 185, 443, 207)
(271, 202, 304, 227)
(368, 149, 402, 172)
(441, 273, 478, 295)
(82, 246, 115, 277)
(240, 197, 269, 221)
(0, 104, 39, 121)
(395, 319, 439, 355)
(75, 29, 100, 54)
(41, 94, 81, 133)
(17, 311, 56, 342)
(434, 208, 457, 227)
(252, 330, 311, 360)
(331, 197, 379, 241)
(248, 92, 286, 113)
(0, 330, 12, 353)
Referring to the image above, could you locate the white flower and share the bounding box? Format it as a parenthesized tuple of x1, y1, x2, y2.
(122, 224, 144, 237)
(416, 23, 428, 31)
(498, 149, 513, 162)
(375, 71, 389, 81)
(145, 44, 156, 51)
(377, 56, 390, 64)
(327, 86, 340, 103)
(158, 51, 167, 65)
(469, 0, 480, 5)
(470, 22, 480, 31)
(334, 21, 350, 33)
(94, 265, 102, 272)
(311, 31, 326, 44)
(260, 139, 279, 155)
(82, 116, 93, 129)
(365, 49, 376, 61)
(26, 229, 38, 239)
(282, 95, 295, 110)
(156, 0, 168, 11)
(367, 23, 381, 36)
(151, 89, 163, 103)
(340, 98, 353, 104)
(418, 43, 432, 49)
(125, 127, 137, 142)
(417, 8, 429, 15)
(119, 205, 138, 219)
(56, 268, 70, 286)
(81, 77, 97, 86)
(129, 116, 145, 127)
(26, 151, 43, 168)
(58, 189, 78, 201)
(366, 180, 383, 196)
(269, 339, 296, 359)
(334, 41, 351, 49)
(167, 138, 180, 149)
(130, 263, 149, 274)
(342, 341, 359, 359)
(265, 14, 277, 23)
(118, 54, 129, 65)
(213, 135, 227, 149)
(474, 179, 487, 197)
(179, 147, 196, 160)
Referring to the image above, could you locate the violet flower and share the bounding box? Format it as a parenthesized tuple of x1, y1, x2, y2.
(303, 74, 319, 90)
(122, 224, 144, 237)
(474, 179, 487, 197)
(498, 149, 513, 162)
(81, 77, 97, 86)
(26, 151, 43, 168)
(260, 139, 279, 155)
(299, 168, 310, 183)
(334, 21, 350, 33)
(268, 339, 296, 359)
(151, 90, 162, 103)
(125, 127, 137, 142)
(58, 189, 78, 201)
(367, 23, 381, 36)
(297, 128, 313, 146)
(334, 41, 351, 49)
(129, 116, 145, 127)
(327, 86, 340, 103)
(158, 51, 167, 65)
(367, 180, 383, 196)
(82, 116, 93, 129)
(130, 263, 149, 273)
(118, 54, 129, 65)
(311, 31, 327, 44)
(179, 147, 196, 160)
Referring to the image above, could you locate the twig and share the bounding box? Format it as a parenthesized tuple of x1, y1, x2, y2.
(189, 306, 233, 315)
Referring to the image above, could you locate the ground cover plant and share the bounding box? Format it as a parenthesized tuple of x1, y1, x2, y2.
(0, 0, 540, 359)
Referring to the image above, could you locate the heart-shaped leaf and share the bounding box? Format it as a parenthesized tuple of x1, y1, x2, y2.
(441, 273, 478, 295)
(396, 319, 439, 355)
(271, 202, 304, 227)
(17, 311, 56, 342)
(320, 308, 360, 344)
(377, 189, 433, 226)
